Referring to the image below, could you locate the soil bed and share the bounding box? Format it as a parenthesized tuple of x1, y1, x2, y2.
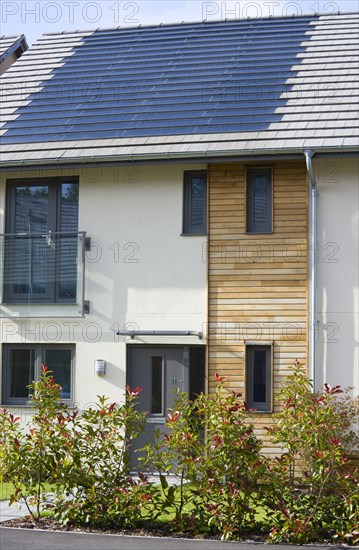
(1, 516, 268, 542)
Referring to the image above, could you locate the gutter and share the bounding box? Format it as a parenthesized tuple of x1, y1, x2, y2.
(304, 149, 317, 391)
(0, 150, 357, 173)
(116, 330, 203, 340)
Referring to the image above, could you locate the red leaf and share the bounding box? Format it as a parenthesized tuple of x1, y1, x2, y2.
(167, 411, 180, 423)
(324, 383, 343, 395)
(41, 363, 49, 373)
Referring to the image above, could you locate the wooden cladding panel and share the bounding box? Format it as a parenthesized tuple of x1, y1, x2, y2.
(207, 161, 308, 458)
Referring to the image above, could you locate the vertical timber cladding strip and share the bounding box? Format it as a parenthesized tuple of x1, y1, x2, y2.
(208, 162, 309, 457)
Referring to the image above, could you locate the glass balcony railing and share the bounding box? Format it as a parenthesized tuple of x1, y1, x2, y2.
(0, 231, 86, 317)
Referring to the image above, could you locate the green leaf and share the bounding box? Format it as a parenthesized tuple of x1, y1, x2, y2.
(160, 474, 168, 490)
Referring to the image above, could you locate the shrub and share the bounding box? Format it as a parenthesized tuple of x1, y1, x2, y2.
(0, 368, 149, 526)
(0, 365, 70, 519)
(50, 385, 149, 527)
(142, 375, 266, 539)
(1, 361, 357, 543)
(264, 361, 359, 544)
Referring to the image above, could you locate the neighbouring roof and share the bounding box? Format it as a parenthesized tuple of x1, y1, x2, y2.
(0, 35, 28, 67)
(0, 14, 358, 166)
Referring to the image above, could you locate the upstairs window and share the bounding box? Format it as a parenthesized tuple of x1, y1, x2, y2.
(246, 344, 272, 412)
(183, 171, 207, 235)
(4, 177, 79, 304)
(246, 168, 272, 233)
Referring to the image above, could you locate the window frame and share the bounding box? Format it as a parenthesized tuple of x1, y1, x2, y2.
(4, 176, 80, 305)
(182, 170, 207, 235)
(5, 176, 79, 235)
(2, 344, 75, 405)
(246, 167, 273, 234)
(245, 343, 273, 412)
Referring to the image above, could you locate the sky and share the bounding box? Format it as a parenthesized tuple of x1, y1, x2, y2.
(1, 0, 358, 46)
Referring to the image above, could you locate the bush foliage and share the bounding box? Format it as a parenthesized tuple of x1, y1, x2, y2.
(0, 362, 358, 543)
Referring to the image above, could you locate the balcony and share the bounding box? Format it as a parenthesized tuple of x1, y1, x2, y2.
(0, 231, 86, 318)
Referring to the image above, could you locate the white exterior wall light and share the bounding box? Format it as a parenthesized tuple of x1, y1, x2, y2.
(94, 359, 106, 376)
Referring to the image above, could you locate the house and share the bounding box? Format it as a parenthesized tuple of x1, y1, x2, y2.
(0, 35, 28, 75)
(0, 13, 358, 458)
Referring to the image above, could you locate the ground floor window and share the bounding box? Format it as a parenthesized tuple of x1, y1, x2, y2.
(245, 344, 272, 412)
(2, 345, 74, 404)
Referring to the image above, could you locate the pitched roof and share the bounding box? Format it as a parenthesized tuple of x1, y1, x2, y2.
(0, 14, 358, 166)
(0, 35, 28, 67)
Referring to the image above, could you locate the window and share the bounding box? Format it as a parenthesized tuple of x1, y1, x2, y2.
(150, 356, 164, 415)
(246, 345, 272, 412)
(189, 346, 205, 401)
(4, 177, 79, 304)
(183, 171, 207, 234)
(2, 345, 74, 404)
(246, 168, 272, 233)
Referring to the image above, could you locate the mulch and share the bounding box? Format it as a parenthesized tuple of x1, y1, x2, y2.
(0, 516, 267, 542)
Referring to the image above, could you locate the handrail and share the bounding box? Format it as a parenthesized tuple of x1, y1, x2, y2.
(0, 231, 86, 237)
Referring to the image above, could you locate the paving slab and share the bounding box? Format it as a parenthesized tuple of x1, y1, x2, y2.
(0, 500, 30, 521)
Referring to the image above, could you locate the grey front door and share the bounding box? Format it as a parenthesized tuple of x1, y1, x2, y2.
(127, 346, 189, 470)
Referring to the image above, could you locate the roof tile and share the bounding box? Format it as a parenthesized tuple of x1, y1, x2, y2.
(0, 13, 358, 163)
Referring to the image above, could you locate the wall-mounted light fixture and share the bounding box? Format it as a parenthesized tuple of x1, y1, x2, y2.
(94, 359, 106, 376)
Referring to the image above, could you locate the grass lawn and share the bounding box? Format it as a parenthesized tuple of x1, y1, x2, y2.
(0, 482, 54, 502)
(0, 482, 16, 501)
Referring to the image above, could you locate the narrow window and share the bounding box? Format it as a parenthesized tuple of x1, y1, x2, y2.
(189, 346, 205, 401)
(246, 345, 272, 412)
(150, 356, 163, 415)
(246, 168, 272, 233)
(2, 345, 74, 404)
(183, 171, 207, 234)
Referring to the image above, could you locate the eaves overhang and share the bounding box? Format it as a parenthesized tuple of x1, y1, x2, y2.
(0, 145, 358, 172)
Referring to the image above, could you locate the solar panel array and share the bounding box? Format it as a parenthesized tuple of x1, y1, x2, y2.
(0, 14, 358, 164)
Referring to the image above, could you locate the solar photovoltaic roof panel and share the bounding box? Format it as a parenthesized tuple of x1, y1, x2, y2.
(0, 14, 358, 162)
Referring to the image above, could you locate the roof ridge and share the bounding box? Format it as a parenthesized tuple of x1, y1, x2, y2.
(41, 11, 359, 37)
(0, 34, 26, 40)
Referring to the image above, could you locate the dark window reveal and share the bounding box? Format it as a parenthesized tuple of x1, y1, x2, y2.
(150, 356, 163, 415)
(246, 345, 272, 412)
(246, 168, 272, 233)
(183, 171, 207, 234)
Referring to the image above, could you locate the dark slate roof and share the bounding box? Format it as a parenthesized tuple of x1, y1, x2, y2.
(0, 35, 28, 66)
(0, 14, 358, 166)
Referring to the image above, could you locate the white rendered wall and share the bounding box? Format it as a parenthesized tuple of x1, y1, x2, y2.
(0, 163, 207, 413)
(315, 157, 359, 394)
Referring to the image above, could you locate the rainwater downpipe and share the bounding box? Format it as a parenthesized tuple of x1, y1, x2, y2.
(304, 149, 317, 391)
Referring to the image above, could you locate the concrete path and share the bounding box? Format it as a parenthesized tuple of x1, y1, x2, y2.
(0, 499, 31, 522)
(0, 528, 352, 550)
